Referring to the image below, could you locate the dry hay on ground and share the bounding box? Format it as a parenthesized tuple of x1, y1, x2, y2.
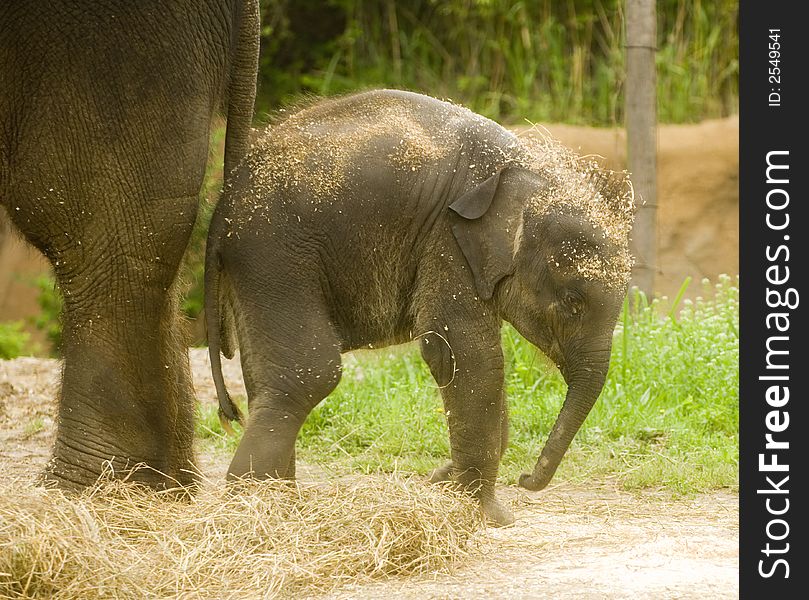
(0, 472, 482, 599)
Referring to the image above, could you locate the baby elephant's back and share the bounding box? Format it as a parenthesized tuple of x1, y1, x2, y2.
(231, 91, 472, 344)
(245, 90, 472, 211)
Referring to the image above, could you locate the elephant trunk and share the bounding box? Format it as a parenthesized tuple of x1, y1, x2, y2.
(519, 350, 610, 491)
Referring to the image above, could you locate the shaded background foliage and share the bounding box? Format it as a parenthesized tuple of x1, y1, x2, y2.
(254, 0, 738, 125)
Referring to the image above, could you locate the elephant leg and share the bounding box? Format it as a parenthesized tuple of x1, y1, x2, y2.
(499, 390, 510, 458)
(0, 0, 264, 491)
(430, 390, 508, 485)
(286, 448, 297, 480)
(40, 194, 200, 490)
(419, 317, 513, 526)
(227, 294, 342, 481)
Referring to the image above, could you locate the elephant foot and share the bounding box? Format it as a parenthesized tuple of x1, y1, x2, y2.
(42, 455, 105, 491)
(226, 454, 297, 482)
(428, 461, 455, 483)
(518, 471, 551, 492)
(428, 463, 514, 526)
(43, 446, 199, 492)
(480, 496, 515, 527)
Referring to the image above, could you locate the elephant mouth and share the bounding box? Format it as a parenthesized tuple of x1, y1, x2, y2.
(542, 340, 568, 382)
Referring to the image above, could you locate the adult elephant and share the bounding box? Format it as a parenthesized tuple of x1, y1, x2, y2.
(0, 1, 259, 489)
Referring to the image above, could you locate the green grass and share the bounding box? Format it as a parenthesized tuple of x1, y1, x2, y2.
(197, 275, 739, 495)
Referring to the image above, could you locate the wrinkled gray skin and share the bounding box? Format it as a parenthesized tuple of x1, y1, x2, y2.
(206, 90, 629, 525)
(0, 1, 259, 489)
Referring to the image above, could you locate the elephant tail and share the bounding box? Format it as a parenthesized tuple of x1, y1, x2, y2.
(209, 0, 257, 435)
(204, 212, 244, 434)
(223, 0, 260, 180)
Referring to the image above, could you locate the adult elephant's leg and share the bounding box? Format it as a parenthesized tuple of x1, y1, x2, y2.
(43, 193, 200, 489)
(419, 317, 513, 526)
(1, 0, 258, 490)
(499, 390, 510, 460)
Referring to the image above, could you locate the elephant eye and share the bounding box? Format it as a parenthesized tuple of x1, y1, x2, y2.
(561, 290, 584, 314)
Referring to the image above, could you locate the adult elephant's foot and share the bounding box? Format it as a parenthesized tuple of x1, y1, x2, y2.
(42, 312, 199, 492)
(42, 387, 199, 492)
(43, 440, 198, 491)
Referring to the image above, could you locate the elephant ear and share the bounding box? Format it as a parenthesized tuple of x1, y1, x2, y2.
(449, 168, 525, 300)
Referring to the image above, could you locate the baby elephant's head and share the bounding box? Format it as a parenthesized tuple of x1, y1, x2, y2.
(449, 159, 634, 491)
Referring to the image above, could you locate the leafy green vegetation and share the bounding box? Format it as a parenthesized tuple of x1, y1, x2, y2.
(0, 321, 29, 359)
(23, 417, 45, 437)
(198, 276, 739, 494)
(256, 0, 738, 125)
(1, 276, 60, 358)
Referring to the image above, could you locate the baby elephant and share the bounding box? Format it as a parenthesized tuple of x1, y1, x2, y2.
(205, 89, 634, 525)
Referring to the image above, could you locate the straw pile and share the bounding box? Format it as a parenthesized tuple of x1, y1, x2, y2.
(0, 474, 482, 599)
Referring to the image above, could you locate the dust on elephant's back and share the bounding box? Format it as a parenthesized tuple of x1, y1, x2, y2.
(238, 92, 507, 206)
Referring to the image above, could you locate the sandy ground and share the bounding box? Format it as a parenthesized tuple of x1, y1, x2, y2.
(0, 349, 738, 599)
